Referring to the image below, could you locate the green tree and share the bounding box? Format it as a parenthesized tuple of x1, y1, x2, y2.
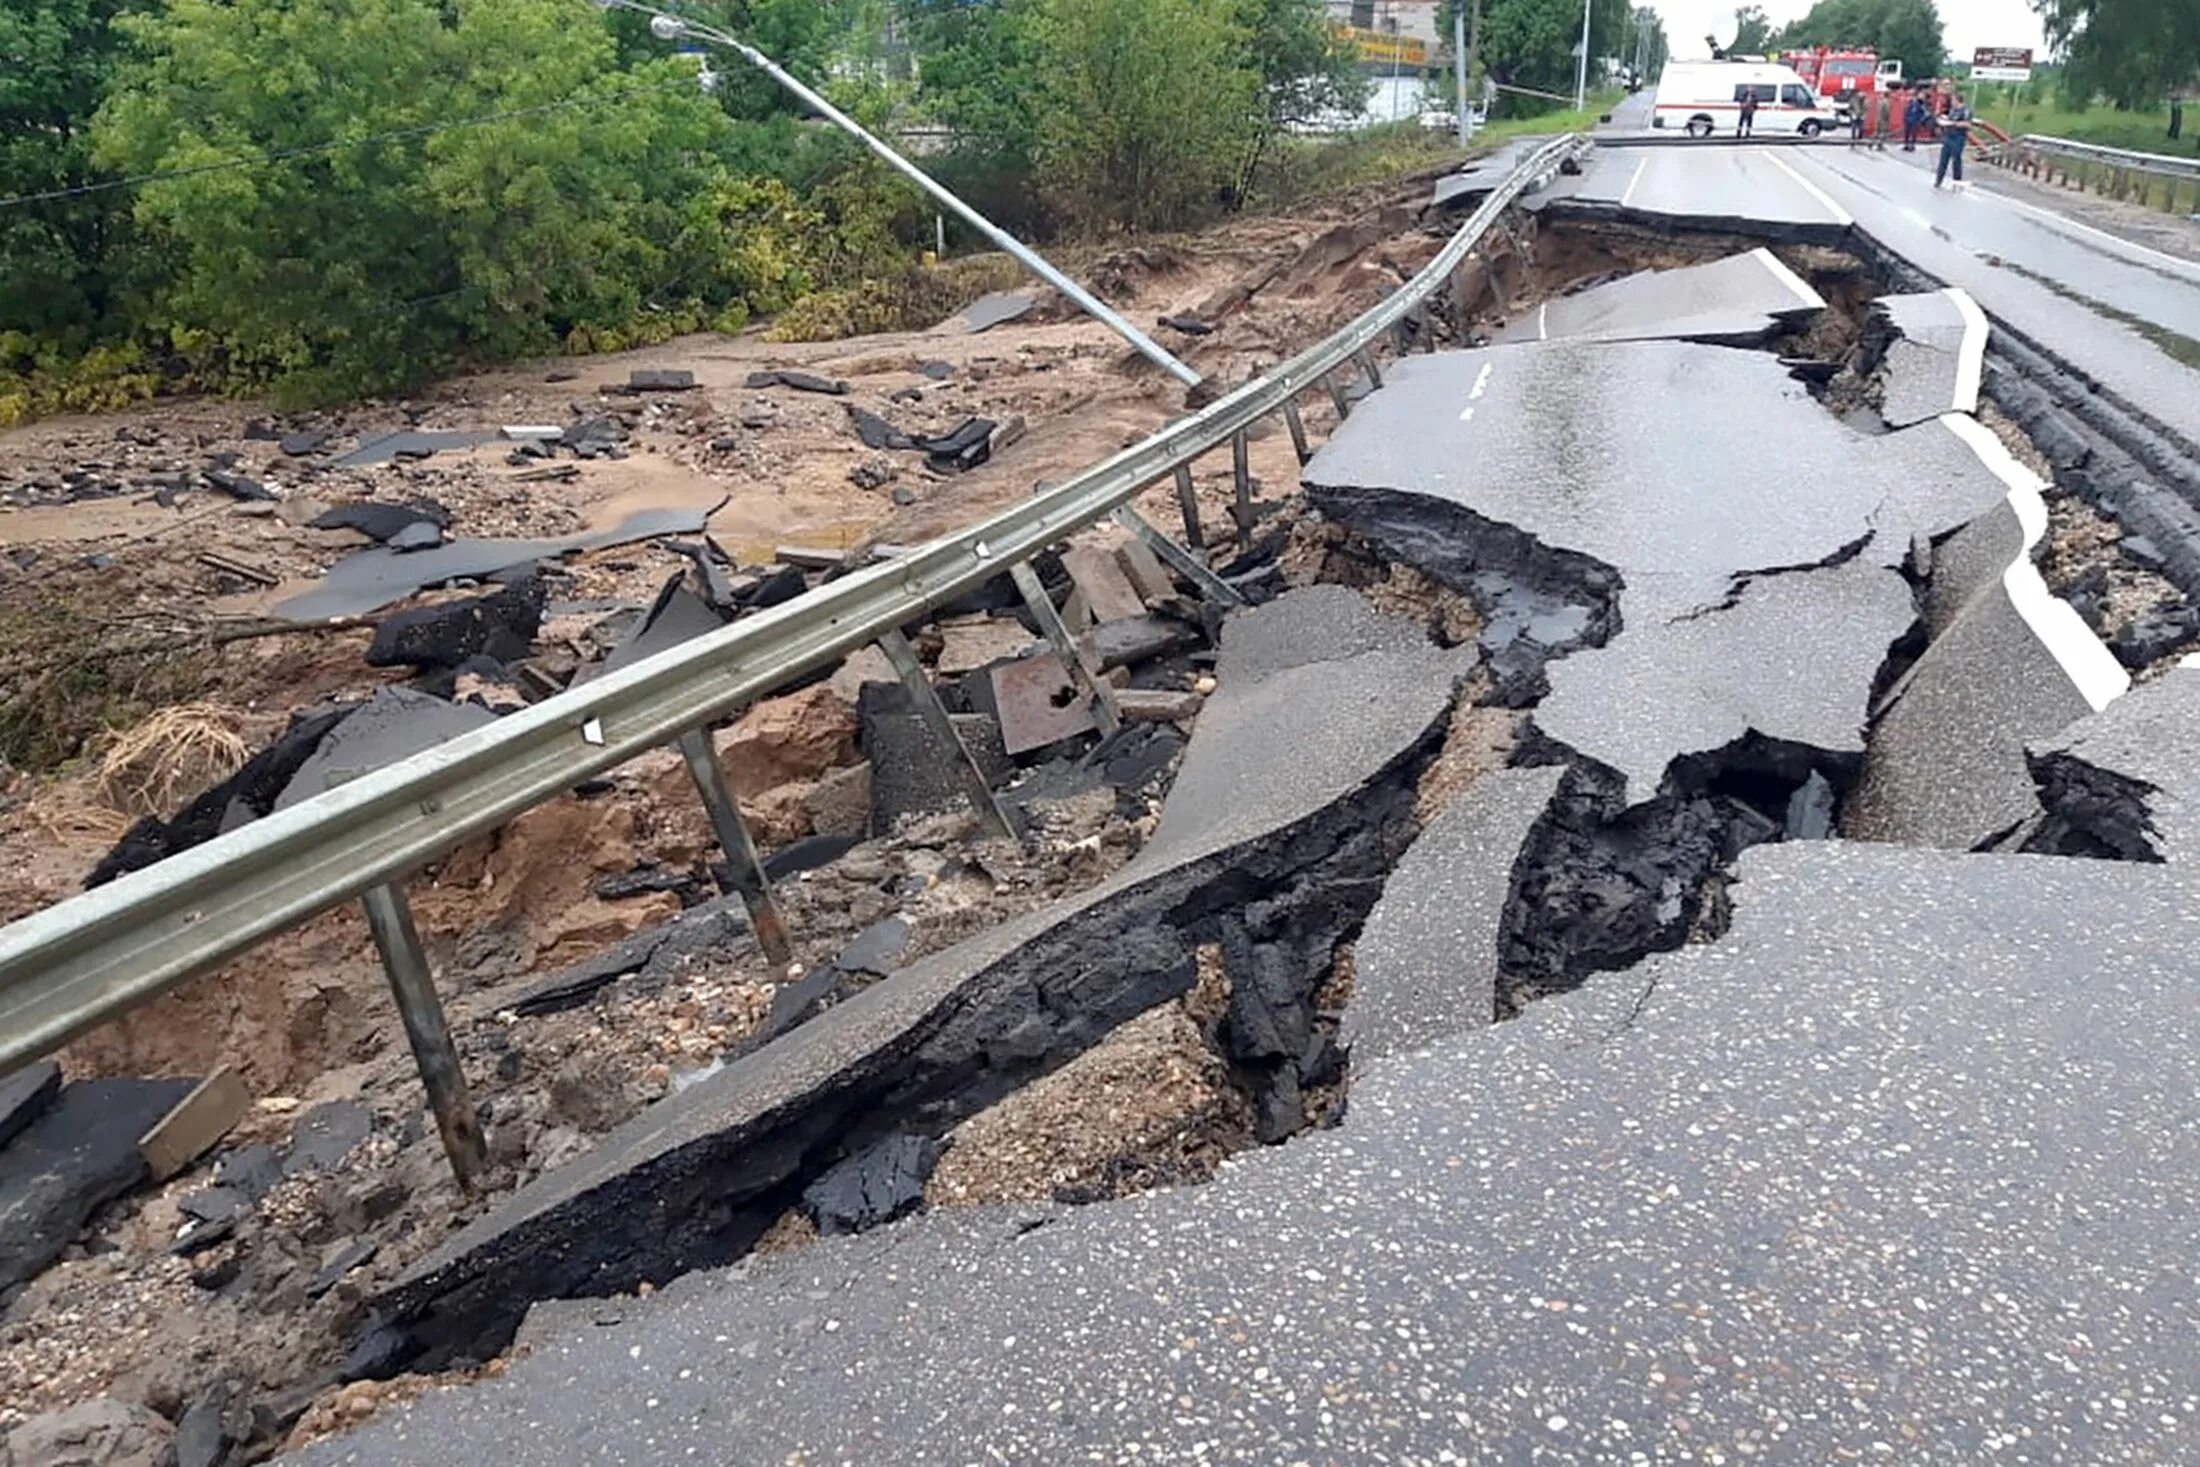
(0, 0, 152, 339)
(1025, 0, 1258, 230)
(1731, 5, 1774, 54)
(1775, 0, 1944, 78)
(94, 0, 747, 397)
(2032, 0, 2198, 111)
(1466, 0, 1631, 103)
(1232, 0, 1370, 198)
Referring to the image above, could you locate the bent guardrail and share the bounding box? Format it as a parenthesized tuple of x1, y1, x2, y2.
(0, 132, 1589, 1176)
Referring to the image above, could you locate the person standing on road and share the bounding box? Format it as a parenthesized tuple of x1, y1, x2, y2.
(1737, 88, 1758, 137)
(1846, 87, 1866, 146)
(1934, 91, 1972, 187)
(1903, 94, 1926, 151)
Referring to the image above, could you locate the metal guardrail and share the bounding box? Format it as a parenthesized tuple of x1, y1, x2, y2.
(0, 136, 1590, 1116)
(1994, 134, 2200, 213)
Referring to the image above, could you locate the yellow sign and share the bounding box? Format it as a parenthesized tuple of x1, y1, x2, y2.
(1333, 24, 1429, 66)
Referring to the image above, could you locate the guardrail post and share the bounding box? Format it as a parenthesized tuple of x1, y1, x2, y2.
(675, 728, 793, 967)
(1355, 348, 1384, 389)
(1112, 507, 1246, 606)
(875, 627, 1018, 841)
(360, 884, 487, 1188)
(1415, 306, 1439, 352)
(1010, 560, 1121, 735)
(1325, 371, 1353, 421)
(1281, 398, 1312, 464)
(1172, 464, 1205, 549)
(1230, 430, 1255, 550)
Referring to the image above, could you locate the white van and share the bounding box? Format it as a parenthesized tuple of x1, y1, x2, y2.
(1652, 61, 1844, 138)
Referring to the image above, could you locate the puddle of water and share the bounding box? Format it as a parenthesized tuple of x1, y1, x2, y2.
(1996, 259, 2200, 371)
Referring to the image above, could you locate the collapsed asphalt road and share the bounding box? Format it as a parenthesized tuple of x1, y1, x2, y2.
(278, 141, 2200, 1463)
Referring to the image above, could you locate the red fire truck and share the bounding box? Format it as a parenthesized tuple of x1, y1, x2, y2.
(1780, 45, 1904, 131)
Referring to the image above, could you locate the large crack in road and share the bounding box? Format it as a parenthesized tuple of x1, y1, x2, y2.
(246, 162, 2200, 1463)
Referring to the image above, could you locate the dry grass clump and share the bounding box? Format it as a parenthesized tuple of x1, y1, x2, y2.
(95, 702, 249, 818)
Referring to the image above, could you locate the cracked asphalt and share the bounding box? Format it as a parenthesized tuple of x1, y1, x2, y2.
(289, 137, 2200, 1465)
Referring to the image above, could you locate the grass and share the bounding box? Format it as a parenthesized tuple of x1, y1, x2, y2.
(1964, 89, 2196, 156)
(1964, 91, 2200, 217)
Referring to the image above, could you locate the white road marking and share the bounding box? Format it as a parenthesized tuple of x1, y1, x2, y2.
(1749, 247, 1826, 312)
(1937, 411, 2130, 712)
(1987, 189, 2200, 283)
(1620, 155, 1649, 210)
(1761, 149, 1854, 227)
(1459, 363, 1493, 421)
(1536, 302, 1549, 341)
(1944, 287, 1987, 413)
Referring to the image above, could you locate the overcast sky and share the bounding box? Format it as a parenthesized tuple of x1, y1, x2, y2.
(1650, 0, 2048, 65)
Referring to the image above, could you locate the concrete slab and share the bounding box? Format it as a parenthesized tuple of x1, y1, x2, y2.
(1848, 430, 2130, 849)
(300, 842, 2200, 1466)
(365, 591, 1468, 1370)
(1875, 288, 1986, 427)
(2028, 662, 2200, 862)
(1499, 247, 1824, 346)
(1342, 765, 1564, 1060)
(333, 431, 494, 469)
(1535, 558, 1915, 804)
(1302, 342, 1967, 622)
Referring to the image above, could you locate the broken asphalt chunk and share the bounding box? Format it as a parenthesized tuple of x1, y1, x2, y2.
(367, 575, 546, 672)
(2027, 663, 2200, 862)
(273, 688, 499, 811)
(311, 501, 453, 545)
(0, 1060, 62, 1150)
(744, 369, 847, 396)
(0, 1077, 198, 1291)
(803, 1134, 941, 1236)
(628, 369, 697, 392)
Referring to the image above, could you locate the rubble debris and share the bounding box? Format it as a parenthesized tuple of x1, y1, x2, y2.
(333, 431, 493, 469)
(627, 369, 696, 393)
(139, 1068, 250, 1184)
(1115, 539, 1177, 607)
(0, 1077, 197, 1291)
(204, 470, 276, 504)
(802, 1135, 942, 1236)
(743, 369, 847, 396)
(935, 616, 1037, 675)
(306, 1240, 380, 1299)
(743, 563, 808, 610)
(1343, 765, 1565, 1061)
(832, 915, 914, 978)
(503, 892, 756, 1016)
(278, 430, 330, 458)
(1061, 545, 1148, 624)
(1080, 614, 1199, 672)
(2026, 664, 2200, 862)
(861, 681, 1012, 835)
(773, 545, 843, 571)
(918, 360, 954, 380)
(990, 652, 1098, 756)
(307, 501, 449, 544)
(499, 425, 564, 442)
(366, 574, 545, 672)
(0, 1061, 62, 1150)
(273, 502, 719, 622)
(174, 1383, 239, 1467)
(87, 706, 354, 887)
(360, 590, 1463, 1372)
(577, 579, 727, 685)
(284, 1101, 374, 1176)
(1115, 688, 1202, 723)
(1157, 313, 1213, 336)
(562, 416, 629, 459)
(952, 291, 1037, 334)
(0, 1398, 175, 1467)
